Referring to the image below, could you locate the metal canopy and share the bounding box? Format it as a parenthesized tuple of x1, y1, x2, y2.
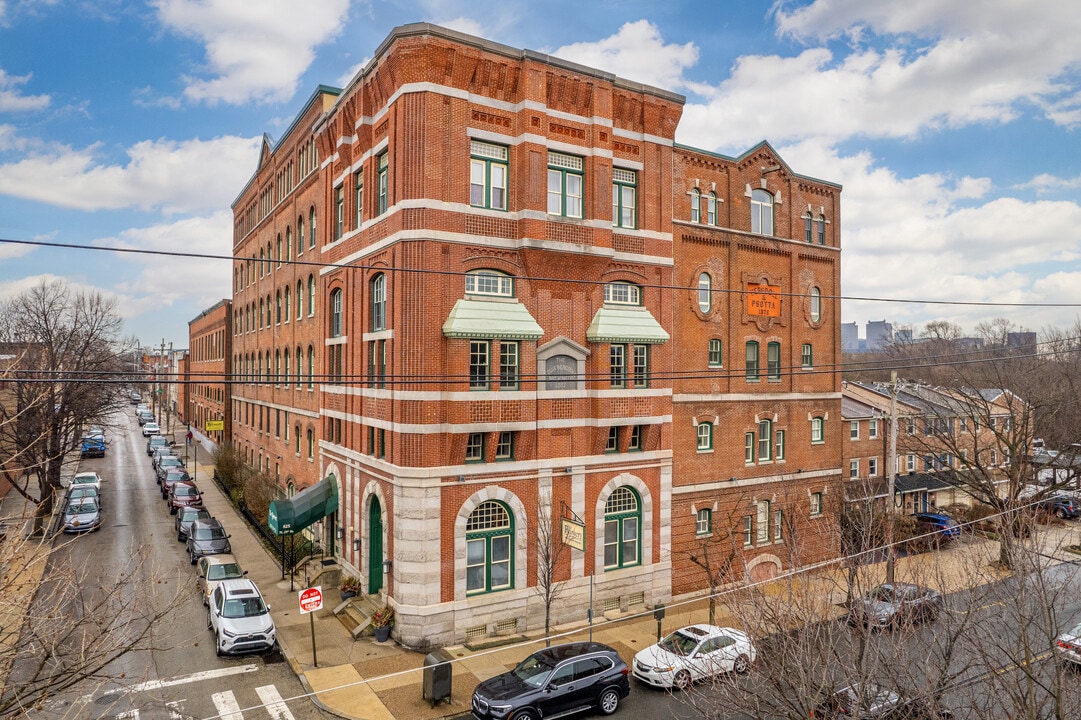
(268, 474, 338, 536)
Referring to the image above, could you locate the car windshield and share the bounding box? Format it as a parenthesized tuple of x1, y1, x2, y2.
(207, 563, 243, 581)
(512, 655, 554, 687)
(658, 631, 700, 656)
(175, 486, 198, 496)
(72, 476, 95, 485)
(68, 501, 98, 514)
(222, 596, 267, 618)
(183, 509, 210, 522)
(194, 527, 226, 540)
(1068, 623, 1081, 638)
(868, 587, 896, 602)
(69, 488, 97, 498)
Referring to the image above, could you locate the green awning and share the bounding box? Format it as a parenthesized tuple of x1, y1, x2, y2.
(268, 474, 338, 536)
(442, 299, 544, 340)
(586, 305, 669, 344)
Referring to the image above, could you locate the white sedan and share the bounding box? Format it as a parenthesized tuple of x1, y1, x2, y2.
(142, 422, 160, 437)
(69, 471, 103, 492)
(633, 624, 755, 689)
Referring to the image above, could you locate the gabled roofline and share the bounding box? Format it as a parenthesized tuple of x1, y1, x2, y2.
(675, 139, 843, 190)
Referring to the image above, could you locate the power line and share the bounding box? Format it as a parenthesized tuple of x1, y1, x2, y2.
(4, 235, 1081, 310)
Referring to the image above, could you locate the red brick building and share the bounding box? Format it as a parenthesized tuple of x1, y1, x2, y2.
(187, 299, 232, 444)
(231, 23, 844, 647)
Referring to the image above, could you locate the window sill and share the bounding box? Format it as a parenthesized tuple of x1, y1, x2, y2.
(697, 448, 714, 454)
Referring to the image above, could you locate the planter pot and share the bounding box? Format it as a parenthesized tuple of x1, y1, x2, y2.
(374, 625, 391, 642)
(340, 590, 357, 600)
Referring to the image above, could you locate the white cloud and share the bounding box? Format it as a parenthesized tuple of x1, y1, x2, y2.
(0, 132, 261, 213)
(435, 16, 486, 38)
(1016, 172, 1081, 195)
(154, 0, 350, 105)
(0, 273, 137, 318)
(97, 211, 233, 315)
(0, 68, 49, 112)
(551, 20, 699, 92)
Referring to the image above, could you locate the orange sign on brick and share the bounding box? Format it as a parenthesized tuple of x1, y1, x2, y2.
(746, 284, 781, 317)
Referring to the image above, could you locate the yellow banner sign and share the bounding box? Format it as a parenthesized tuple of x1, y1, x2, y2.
(205, 420, 224, 431)
(746, 283, 781, 317)
(561, 518, 586, 551)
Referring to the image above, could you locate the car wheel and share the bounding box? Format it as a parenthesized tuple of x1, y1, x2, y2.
(597, 687, 621, 716)
(733, 654, 751, 674)
(190, 550, 197, 566)
(169, 506, 177, 515)
(673, 670, 692, 690)
(206, 607, 213, 630)
(215, 637, 224, 657)
(177, 531, 184, 542)
(509, 711, 536, 720)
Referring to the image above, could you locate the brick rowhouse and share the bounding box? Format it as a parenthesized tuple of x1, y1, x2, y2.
(229, 23, 843, 647)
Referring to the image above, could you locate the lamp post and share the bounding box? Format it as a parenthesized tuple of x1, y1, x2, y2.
(886, 371, 899, 585)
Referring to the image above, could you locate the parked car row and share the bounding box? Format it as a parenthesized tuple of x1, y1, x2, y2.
(62, 471, 103, 534)
(143, 419, 276, 657)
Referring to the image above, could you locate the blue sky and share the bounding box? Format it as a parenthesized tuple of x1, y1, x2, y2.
(1, 0, 1079, 348)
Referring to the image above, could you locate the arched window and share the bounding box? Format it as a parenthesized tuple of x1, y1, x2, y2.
(283, 349, 290, 386)
(258, 248, 265, 277)
(751, 189, 774, 236)
(465, 269, 512, 297)
(330, 288, 343, 337)
(308, 275, 316, 316)
(370, 273, 386, 331)
(604, 487, 640, 570)
(284, 287, 291, 322)
(265, 242, 272, 273)
(309, 207, 316, 249)
(258, 299, 264, 329)
(811, 416, 825, 443)
(275, 350, 281, 385)
(307, 345, 315, 389)
(296, 280, 303, 320)
(257, 351, 263, 383)
(466, 500, 513, 594)
(817, 214, 826, 245)
(707, 192, 717, 225)
(297, 216, 304, 256)
(295, 347, 303, 388)
(275, 291, 282, 324)
(265, 295, 272, 327)
(810, 287, 822, 323)
(745, 341, 760, 380)
(698, 272, 711, 313)
(690, 188, 701, 223)
(265, 353, 271, 385)
(276, 234, 282, 266)
(604, 282, 641, 305)
(285, 227, 292, 261)
(767, 341, 781, 380)
(804, 214, 813, 243)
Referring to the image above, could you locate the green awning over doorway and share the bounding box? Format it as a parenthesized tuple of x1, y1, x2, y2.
(268, 474, 338, 536)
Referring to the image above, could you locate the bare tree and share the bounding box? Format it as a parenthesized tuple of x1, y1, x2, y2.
(0, 280, 133, 532)
(533, 503, 569, 645)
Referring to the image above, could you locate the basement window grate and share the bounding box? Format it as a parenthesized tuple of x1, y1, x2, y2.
(465, 624, 486, 641)
(603, 597, 620, 612)
(627, 591, 645, 607)
(495, 618, 518, 634)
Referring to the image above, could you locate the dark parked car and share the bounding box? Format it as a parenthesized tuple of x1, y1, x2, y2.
(186, 518, 231, 564)
(80, 433, 106, 458)
(812, 682, 954, 719)
(176, 506, 212, 542)
(156, 455, 185, 483)
(912, 512, 961, 542)
(161, 469, 192, 500)
(168, 482, 203, 515)
(147, 435, 170, 456)
(1036, 496, 1080, 519)
(847, 583, 943, 630)
(471, 641, 629, 720)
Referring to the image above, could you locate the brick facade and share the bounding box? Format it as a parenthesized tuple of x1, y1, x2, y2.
(187, 299, 232, 444)
(230, 23, 844, 647)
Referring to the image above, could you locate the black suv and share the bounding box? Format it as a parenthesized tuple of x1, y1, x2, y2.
(471, 641, 629, 720)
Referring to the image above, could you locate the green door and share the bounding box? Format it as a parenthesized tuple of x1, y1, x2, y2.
(368, 497, 383, 594)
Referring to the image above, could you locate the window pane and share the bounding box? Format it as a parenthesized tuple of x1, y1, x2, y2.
(470, 159, 486, 206)
(566, 174, 582, 217)
(604, 519, 618, 567)
(547, 170, 562, 214)
(491, 164, 507, 210)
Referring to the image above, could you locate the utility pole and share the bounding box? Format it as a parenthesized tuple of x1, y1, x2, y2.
(159, 338, 166, 426)
(886, 370, 898, 584)
(168, 341, 174, 434)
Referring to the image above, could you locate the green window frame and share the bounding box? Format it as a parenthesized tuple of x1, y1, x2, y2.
(605, 426, 619, 453)
(495, 431, 514, 461)
(767, 341, 781, 380)
(775, 429, 786, 460)
(810, 492, 822, 517)
(696, 508, 712, 536)
(377, 151, 389, 215)
(697, 422, 713, 451)
(708, 339, 723, 367)
(609, 345, 625, 388)
(745, 432, 755, 463)
(308, 207, 316, 249)
(466, 500, 513, 594)
(297, 216, 304, 255)
(706, 192, 717, 225)
(308, 275, 316, 315)
(330, 289, 343, 337)
(547, 152, 583, 218)
(370, 273, 386, 331)
(756, 500, 771, 544)
(603, 487, 640, 570)
(690, 188, 701, 223)
(810, 287, 822, 322)
(804, 214, 813, 243)
(801, 343, 813, 369)
(470, 141, 508, 210)
(811, 417, 824, 444)
(465, 432, 485, 462)
(742, 516, 753, 547)
(628, 425, 643, 451)
(469, 340, 490, 390)
(817, 215, 826, 245)
(632, 344, 649, 388)
(745, 341, 760, 380)
(499, 341, 519, 390)
(751, 189, 774, 236)
(334, 185, 344, 240)
(612, 167, 637, 228)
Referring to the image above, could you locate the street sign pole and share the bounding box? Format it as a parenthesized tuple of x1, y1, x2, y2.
(299, 586, 323, 667)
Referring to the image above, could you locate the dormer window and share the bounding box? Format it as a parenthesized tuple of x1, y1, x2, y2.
(604, 282, 641, 306)
(466, 269, 514, 297)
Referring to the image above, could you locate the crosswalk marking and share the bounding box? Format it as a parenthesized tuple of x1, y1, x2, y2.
(211, 690, 243, 720)
(255, 685, 296, 720)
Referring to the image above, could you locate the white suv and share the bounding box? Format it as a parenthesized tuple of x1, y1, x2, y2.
(206, 578, 276, 656)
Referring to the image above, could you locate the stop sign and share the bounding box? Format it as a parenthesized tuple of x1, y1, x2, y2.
(299, 586, 323, 614)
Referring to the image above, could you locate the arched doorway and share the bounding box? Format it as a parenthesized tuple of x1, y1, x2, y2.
(368, 496, 383, 594)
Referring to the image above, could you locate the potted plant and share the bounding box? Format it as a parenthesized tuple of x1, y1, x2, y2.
(371, 604, 394, 642)
(339, 576, 361, 600)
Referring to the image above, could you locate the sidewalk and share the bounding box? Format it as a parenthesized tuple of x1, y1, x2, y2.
(180, 436, 1081, 720)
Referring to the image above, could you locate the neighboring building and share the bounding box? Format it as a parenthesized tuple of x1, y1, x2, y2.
(230, 86, 339, 514)
(865, 320, 892, 351)
(188, 300, 232, 445)
(232, 23, 844, 647)
(841, 322, 859, 352)
(1006, 331, 1037, 352)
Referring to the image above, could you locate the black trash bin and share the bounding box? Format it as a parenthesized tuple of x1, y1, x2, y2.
(422, 648, 453, 707)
